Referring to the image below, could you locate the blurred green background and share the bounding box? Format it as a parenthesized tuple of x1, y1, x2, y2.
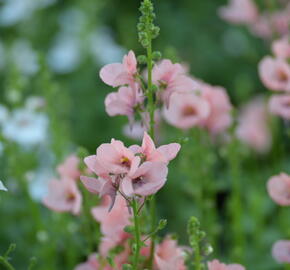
(0, 0, 289, 269)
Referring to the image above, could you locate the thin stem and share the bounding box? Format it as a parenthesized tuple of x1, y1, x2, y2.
(194, 244, 202, 270)
(132, 199, 141, 270)
(145, 17, 157, 270)
(0, 257, 15, 270)
(147, 38, 155, 139)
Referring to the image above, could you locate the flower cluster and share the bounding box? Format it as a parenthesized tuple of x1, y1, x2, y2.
(267, 172, 290, 263)
(100, 50, 233, 137)
(81, 132, 180, 210)
(219, 0, 290, 40)
(236, 97, 271, 153)
(258, 36, 290, 120)
(75, 193, 187, 270)
(43, 154, 82, 215)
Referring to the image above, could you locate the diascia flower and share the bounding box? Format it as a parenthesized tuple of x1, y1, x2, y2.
(207, 259, 245, 270)
(154, 237, 187, 270)
(163, 92, 210, 130)
(43, 155, 82, 215)
(258, 57, 290, 92)
(236, 97, 271, 153)
(269, 94, 290, 120)
(267, 173, 290, 206)
(152, 59, 196, 107)
(100, 50, 137, 88)
(199, 82, 232, 135)
(81, 132, 180, 210)
(43, 177, 82, 215)
(218, 0, 258, 25)
(272, 36, 290, 60)
(272, 240, 290, 263)
(104, 85, 144, 122)
(57, 154, 80, 180)
(91, 195, 131, 255)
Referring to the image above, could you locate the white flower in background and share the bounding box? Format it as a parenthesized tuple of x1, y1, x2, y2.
(47, 34, 81, 74)
(25, 96, 46, 111)
(2, 108, 48, 147)
(58, 7, 86, 35)
(0, 180, 8, 192)
(27, 167, 54, 201)
(90, 27, 126, 65)
(0, 0, 56, 26)
(11, 40, 39, 75)
(0, 104, 9, 125)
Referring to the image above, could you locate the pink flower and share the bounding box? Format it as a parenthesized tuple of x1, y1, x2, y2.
(43, 178, 82, 215)
(129, 132, 181, 164)
(91, 195, 131, 255)
(74, 254, 101, 270)
(123, 121, 147, 140)
(218, 0, 258, 25)
(207, 259, 245, 270)
(269, 94, 290, 120)
(105, 85, 144, 121)
(272, 240, 290, 263)
(163, 92, 210, 130)
(267, 173, 290, 206)
(75, 250, 128, 270)
(258, 57, 290, 91)
(200, 83, 233, 134)
(100, 50, 137, 88)
(121, 161, 168, 197)
(57, 154, 80, 180)
(154, 237, 186, 270)
(236, 98, 271, 153)
(152, 59, 196, 106)
(85, 139, 136, 176)
(272, 36, 290, 59)
(250, 15, 272, 39)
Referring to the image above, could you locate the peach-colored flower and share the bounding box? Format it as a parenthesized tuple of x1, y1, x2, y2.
(250, 14, 272, 39)
(154, 237, 186, 270)
(258, 57, 290, 91)
(75, 254, 101, 270)
(85, 139, 136, 176)
(57, 154, 80, 180)
(129, 132, 181, 164)
(218, 0, 258, 25)
(207, 259, 245, 270)
(100, 50, 137, 88)
(152, 59, 196, 106)
(272, 240, 290, 263)
(236, 98, 271, 153)
(199, 83, 232, 134)
(121, 161, 168, 197)
(91, 195, 131, 255)
(267, 173, 290, 206)
(269, 94, 290, 120)
(163, 92, 210, 130)
(272, 36, 290, 59)
(105, 85, 144, 121)
(43, 178, 82, 215)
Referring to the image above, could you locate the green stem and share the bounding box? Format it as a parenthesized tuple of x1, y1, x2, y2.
(145, 20, 157, 269)
(148, 197, 156, 269)
(194, 243, 202, 270)
(228, 139, 244, 262)
(147, 37, 155, 139)
(0, 257, 15, 270)
(132, 199, 141, 270)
